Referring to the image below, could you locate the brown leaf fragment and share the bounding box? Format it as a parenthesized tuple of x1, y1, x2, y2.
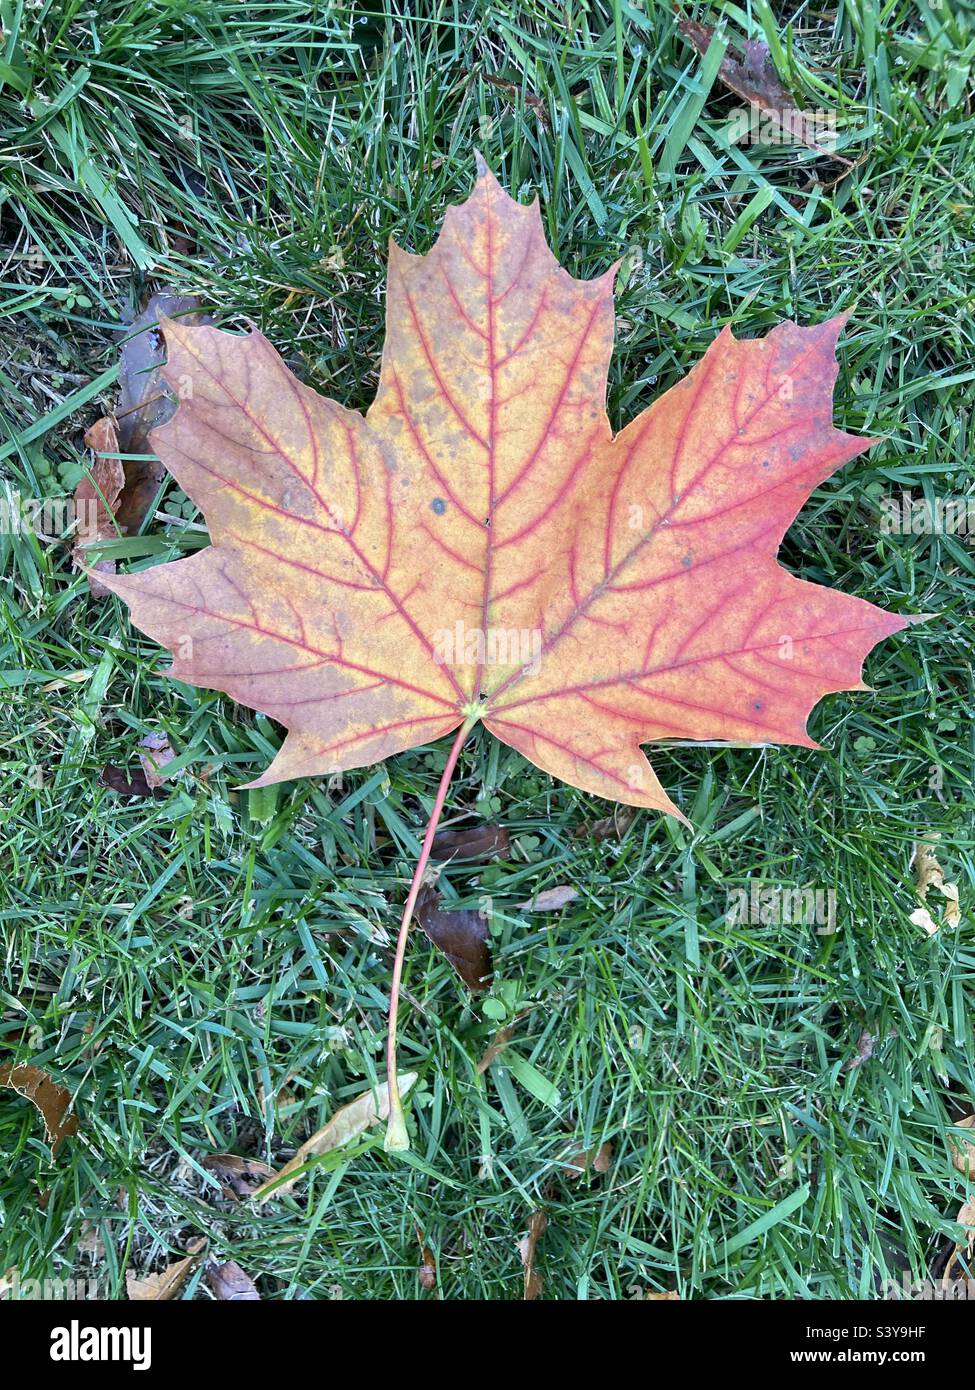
(949, 1116, 975, 1178)
(253, 1072, 417, 1203)
(137, 731, 177, 787)
(202, 1153, 274, 1200)
(415, 884, 491, 990)
(100, 765, 165, 798)
(517, 885, 578, 911)
(645, 1289, 681, 1300)
(0, 1063, 78, 1158)
(114, 294, 211, 535)
(206, 1260, 260, 1301)
(415, 1228, 437, 1292)
(942, 1198, 975, 1287)
(75, 417, 125, 595)
(430, 824, 509, 861)
(126, 1237, 205, 1301)
(910, 835, 961, 934)
(573, 806, 636, 841)
(560, 1140, 613, 1178)
(845, 1028, 875, 1072)
(476, 1023, 516, 1075)
(677, 18, 849, 164)
(518, 1208, 547, 1300)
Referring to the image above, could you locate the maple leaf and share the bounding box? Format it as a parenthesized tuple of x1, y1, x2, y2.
(101, 157, 914, 1148)
(101, 157, 909, 821)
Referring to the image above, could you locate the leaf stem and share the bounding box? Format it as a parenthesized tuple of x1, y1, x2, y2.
(384, 718, 473, 1152)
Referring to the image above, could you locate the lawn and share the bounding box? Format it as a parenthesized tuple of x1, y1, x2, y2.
(0, 0, 973, 1301)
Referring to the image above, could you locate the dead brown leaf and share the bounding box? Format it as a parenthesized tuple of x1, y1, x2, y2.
(113, 294, 211, 535)
(206, 1260, 260, 1301)
(126, 1237, 205, 1301)
(949, 1116, 975, 1178)
(137, 731, 177, 788)
(0, 1063, 78, 1158)
(560, 1140, 613, 1178)
(518, 1208, 547, 1301)
(202, 1153, 275, 1200)
(75, 417, 125, 595)
(430, 824, 509, 860)
(517, 885, 578, 911)
(476, 1023, 516, 1075)
(910, 835, 961, 934)
(941, 1198, 975, 1286)
(99, 765, 165, 799)
(677, 18, 851, 165)
(415, 1228, 437, 1292)
(415, 884, 491, 990)
(253, 1072, 417, 1203)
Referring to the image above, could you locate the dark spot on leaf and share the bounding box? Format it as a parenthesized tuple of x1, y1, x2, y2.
(431, 497, 446, 515)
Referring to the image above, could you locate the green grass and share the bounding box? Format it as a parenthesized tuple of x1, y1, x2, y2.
(1, 0, 973, 1300)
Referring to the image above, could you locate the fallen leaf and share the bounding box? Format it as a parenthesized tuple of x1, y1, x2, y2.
(202, 1153, 274, 1199)
(560, 1140, 612, 1178)
(910, 835, 961, 933)
(476, 1022, 516, 1074)
(75, 417, 126, 595)
(517, 1208, 547, 1301)
(678, 19, 850, 165)
(102, 157, 911, 823)
(414, 884, 491, 990)
(645, 1290, 681, 1300)
(942, 1198, 975, 1286)
(126, 1237, 205, 1301)
(205, 1260, 260, 1301)
(430, 824, 509, 860)
(253, 1072, 417, 1202)
(573, 806, 636, 841)
(415, 1228, 437, 1292)
(137, 731, 177, 787)
(113, 294, 211, 535)
(99, 765, 164, 798)
(0, 1063, 78, 1158)
(517, 885, 578, 911)
(949, 1116, 975, 1178)
(845, 1028, 875, 1072)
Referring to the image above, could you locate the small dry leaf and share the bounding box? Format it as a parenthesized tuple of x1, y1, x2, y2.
(202, 1153, 275, 1200)
(845, 1028, 876, 1072)
(678, 19, 848, 164)
(560, 1140, 613, 1178)
(206, 1260, 260, 1301)
(75, 417, 126, 595)
(476, 1023, 516, 1075)
(430, 824, 509, 860)
(137, 731, 177, 788)
(573, 806, 636, 841)
(253, 1072, 417, 1203)
(518, 1208, 547, 1301)
(100, 764, 164, 798)
(416, 1229, 437, 1292)
(126, 1237, 205, 1301)
(415, 884, 491, 990)
(645, 1290, 681, 1300)
(949, 1116, 975, 1178)
(517, 885, 578, 911)
(942, 1198, 975, 1286)
(911, 835, 961, 933)
(114, 294, 211, 535)
(0, 1063, 78, 1158)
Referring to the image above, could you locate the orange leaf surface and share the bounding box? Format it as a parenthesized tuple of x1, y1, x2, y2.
(102, 157, 911, 820)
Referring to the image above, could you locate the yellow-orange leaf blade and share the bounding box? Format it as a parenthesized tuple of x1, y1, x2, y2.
(103, 159, 911, 816)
